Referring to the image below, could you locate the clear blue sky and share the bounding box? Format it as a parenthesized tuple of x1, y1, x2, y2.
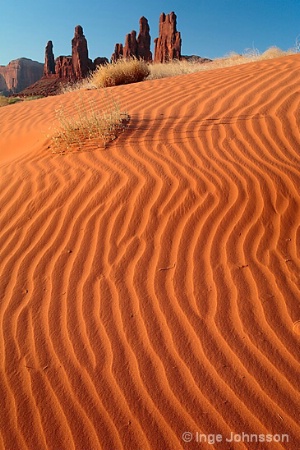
(1, 0, 300, 65)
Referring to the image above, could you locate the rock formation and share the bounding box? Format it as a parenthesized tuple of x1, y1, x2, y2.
(0, 58, 43, 95)
(181, 55, 212, 64)
(154, 12, 181, 63)
(112, 16, 152, 62)
(111, 43, 123, 62)
(17, 13, 184, 97)
(43, 25, 107, 82)
(72, 25, 90, 79)
(17, 77, 70, 97)
(94, 57, 109, 67)
(55, 56, 74, 80)
(44, 41, 55, 76)
(137, 17, 152, 62)
(123, 31, 138, 59)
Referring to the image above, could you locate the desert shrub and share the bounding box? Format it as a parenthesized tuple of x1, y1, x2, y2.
(148, 46, 297, 80)
(51, 91, 129, 153)
(242, 46, 261, 58)
(60, 77, 96, 94)
(0, 95, 23, 107)
(147, 59, 213, 79)
(260, 46, 288, 59)
(91, 58, 150, 88)
(0, 95, 44, 107)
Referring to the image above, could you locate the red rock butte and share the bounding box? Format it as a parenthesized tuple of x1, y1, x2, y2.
(0, 58, 43, 95)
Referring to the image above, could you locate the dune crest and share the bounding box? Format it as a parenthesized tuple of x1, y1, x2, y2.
(0, 55, 300, 449)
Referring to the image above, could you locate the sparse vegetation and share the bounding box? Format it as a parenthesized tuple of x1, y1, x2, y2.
(259, 46, 288, 59)
(0, 96, 23, 107)
(51, 91, 129, 153)
(0, 95, 43, 107)
(147, 46, 297, 80)
(60, 77, 96, 94)
(147, 59, 212, 79)
(91, 58, 150, 88)
(23, 95, 44, 101)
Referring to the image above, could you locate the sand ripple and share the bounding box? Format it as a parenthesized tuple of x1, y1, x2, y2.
(0, 55, 300, 449)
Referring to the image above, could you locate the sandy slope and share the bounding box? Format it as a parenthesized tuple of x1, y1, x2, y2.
(0, 55, 300, 450)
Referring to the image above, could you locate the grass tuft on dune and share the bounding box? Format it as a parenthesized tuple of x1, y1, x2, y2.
(147, 46, 297, 79)
(91, 58, 150, 88)
(51, 91, 129, 153)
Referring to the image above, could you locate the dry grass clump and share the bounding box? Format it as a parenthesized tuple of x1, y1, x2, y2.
(51, 91, 129, 153)
(147, 46, 298, 80)
(260, 46, 290, 59)
(147, 59, 213, 79)
(215, 46, 295, 66)
(60, 77, 97, 94)
(0, 96, 23, 107)
(0, 95, 43, 107)
(91, 58, 150, 88)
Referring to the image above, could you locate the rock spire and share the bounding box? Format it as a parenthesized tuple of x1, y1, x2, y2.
(154, 12, 181, 63)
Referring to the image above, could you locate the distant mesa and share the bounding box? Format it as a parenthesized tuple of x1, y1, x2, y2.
(181, 55, 212, 63)
(0, 58, 43, 95)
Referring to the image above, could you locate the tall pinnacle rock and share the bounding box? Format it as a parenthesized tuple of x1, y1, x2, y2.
(72, 25, 89, 79)
(44, 41, 55, 76)
(137, 17, 152, 61)
(112, 16, 152, 62)
(123, 31, 138, 59)
(154, 12, 181, 63)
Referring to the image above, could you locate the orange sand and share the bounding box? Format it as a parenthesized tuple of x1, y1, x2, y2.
(0, 55, 300, 450)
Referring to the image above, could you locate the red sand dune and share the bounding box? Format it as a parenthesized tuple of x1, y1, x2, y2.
(0, 55, 300, 450)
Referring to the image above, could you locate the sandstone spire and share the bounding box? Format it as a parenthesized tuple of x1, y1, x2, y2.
(123, 31, 138, 59)
(44, 41, 55, 76)
(154, 12, 181, 63)
(112, 16, 152, 62)
(72, 25, 89, 78)
(137, 17, 152, 61)
(111, 43, 124, 62)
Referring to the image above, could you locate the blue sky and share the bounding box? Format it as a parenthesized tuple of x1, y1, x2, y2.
(1, 0, 300, 65)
